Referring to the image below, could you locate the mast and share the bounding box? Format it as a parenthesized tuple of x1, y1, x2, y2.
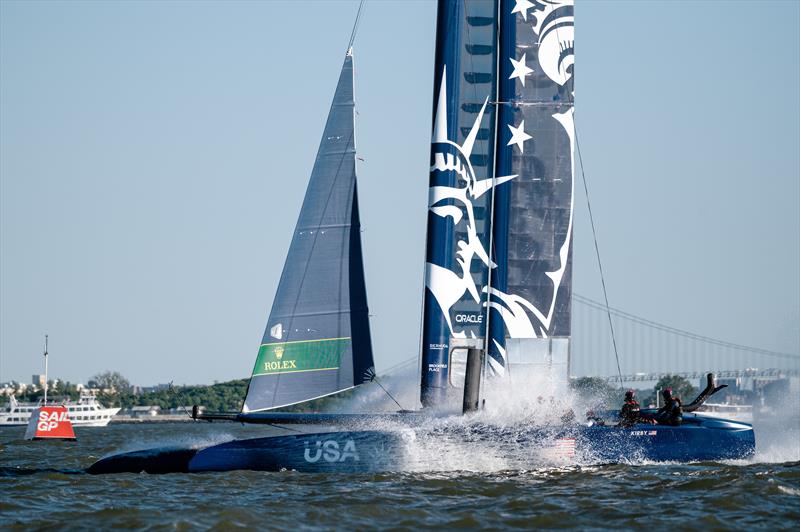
(43, 335, 48, 405)
(420, 0, 464, 409)
(420, 0, 501, 409)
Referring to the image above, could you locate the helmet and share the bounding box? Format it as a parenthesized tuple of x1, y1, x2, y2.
(625, 390, 635, 400)
(662, 387, 673, 399)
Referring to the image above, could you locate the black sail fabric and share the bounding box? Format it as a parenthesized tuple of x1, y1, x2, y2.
(243, 51, 374, 412)
(486, 0, 575, 375)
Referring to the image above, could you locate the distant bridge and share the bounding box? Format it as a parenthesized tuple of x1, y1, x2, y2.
(379, 294, 799, 379)
(571, 294, 800, 378)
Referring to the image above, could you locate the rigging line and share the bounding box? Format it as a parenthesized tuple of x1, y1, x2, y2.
(167, 381, 195, 421)
(549, 19, 623, 386)
(371, 375, 406, 411)
(573, 293, 800, 359)
(574, 118, 624, 388)
(381, 356, 417, 375)
(348, 0, 366, 50)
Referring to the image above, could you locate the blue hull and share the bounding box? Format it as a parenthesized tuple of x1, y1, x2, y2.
(87, 430, 408, 474)
(572, 417, 755, 462)
(87, 414, 754, 474)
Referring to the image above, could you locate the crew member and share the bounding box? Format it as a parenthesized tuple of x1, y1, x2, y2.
(655, 387, 683, 426)
(618, 389, 641, 427)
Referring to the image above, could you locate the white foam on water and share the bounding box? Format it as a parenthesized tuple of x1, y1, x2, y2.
(340, 368, 600, 472)
(777, 485, 800, 496)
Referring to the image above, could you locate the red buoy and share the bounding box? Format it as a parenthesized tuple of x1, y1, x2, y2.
(24, 406, 76, 440)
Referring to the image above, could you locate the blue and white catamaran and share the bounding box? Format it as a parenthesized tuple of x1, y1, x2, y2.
(89, 0, 754, 475)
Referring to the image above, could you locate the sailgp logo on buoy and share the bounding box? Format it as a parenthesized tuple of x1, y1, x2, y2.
(37, 409, 69, 431)
(303, 439, 360, 463)
(24, 405, 76, 440)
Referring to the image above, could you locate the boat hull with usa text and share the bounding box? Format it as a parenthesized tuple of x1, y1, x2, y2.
(87, 412, 753, 474)
(87, 430, 409, 474)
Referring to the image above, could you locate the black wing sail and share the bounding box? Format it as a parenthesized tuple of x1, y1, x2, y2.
(243, 50, 374, 412)
(486, 0, 575, 377)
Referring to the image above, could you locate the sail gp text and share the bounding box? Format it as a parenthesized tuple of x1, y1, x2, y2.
(37, 410, 68, 431)
(304, 439, 359, 463)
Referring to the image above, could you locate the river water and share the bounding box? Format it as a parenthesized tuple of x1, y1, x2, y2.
(1, 421, 798, 529)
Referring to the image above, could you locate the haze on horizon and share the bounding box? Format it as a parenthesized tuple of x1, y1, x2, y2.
(1, 0, 798, 386)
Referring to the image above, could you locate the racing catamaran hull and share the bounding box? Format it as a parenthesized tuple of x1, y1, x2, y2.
(87, 430, 409, 474)
(87, 413, 754, 474)
(577, 418, 755, 462)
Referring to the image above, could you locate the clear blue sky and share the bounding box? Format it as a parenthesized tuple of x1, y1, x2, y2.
(1, 0, 798, 385)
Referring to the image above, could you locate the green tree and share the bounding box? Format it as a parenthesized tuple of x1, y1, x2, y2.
(653, 375, 696, 404)
(570, 377, 620, 408)
(107, 379, 251, 412)
(90, 371, 132, 394)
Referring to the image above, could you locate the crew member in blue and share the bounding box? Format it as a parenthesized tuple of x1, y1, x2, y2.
(618, 389, 641, 427)
(655, 388, 683, 426)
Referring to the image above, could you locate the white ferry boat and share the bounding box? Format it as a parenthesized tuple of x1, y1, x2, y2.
(696, 402, 753, 423)
(0, 391, 120, 427)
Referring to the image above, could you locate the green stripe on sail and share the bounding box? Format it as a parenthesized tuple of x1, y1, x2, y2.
(251, 337, 350, 377)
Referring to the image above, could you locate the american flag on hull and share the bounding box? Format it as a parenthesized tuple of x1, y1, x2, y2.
(542, 437, 576, 459)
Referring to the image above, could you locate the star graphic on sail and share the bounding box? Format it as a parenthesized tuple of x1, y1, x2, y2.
(487, 109, 575, 341)
(509, 53, 534, 86)
(507, 121, 532, 153)
(511, 0, 535, 21)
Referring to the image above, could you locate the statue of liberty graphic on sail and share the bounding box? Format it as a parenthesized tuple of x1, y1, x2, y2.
(425, 67, 516, 340)
(426, 0, 576, 375)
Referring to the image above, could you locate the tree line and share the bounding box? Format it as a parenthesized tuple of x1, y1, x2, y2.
(570, 374, 698, 409)
(14, 371, 249, 412)
(14, 370, 708, 414)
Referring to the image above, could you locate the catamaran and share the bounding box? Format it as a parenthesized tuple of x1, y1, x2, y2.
(89, 0, 754, 474)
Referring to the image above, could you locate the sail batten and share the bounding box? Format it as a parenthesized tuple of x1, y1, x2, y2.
(243, 52, 374, 413)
